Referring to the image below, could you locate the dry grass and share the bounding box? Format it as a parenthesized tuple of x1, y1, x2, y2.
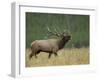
(25, 48, 89, 67)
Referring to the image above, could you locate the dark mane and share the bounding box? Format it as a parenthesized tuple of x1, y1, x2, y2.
(58, 36, 71, 49)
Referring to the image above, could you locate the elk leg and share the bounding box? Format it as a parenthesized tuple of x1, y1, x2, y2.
(34, 53, 37, 58)
(29, 49, 35, 59)
(35, 50, 39, 58)
(29, 53, 33, 59)
(54, 52, 58, 57)
(34, 50, 41, 58)
(48, 53, 52, 59)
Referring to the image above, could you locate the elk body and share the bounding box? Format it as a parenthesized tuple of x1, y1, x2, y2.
(29, 27, 71, 59)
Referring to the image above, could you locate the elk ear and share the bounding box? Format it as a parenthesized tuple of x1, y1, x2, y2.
(62, 31, 67, 36)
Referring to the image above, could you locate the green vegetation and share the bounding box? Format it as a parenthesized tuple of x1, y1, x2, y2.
(26, 12, 89, 48)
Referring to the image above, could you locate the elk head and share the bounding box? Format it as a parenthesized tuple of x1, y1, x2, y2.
(46, 26, 71, 49)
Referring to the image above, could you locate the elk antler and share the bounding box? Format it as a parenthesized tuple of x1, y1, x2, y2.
(46, 26, 60, 37)
(59, 29, 71, 37)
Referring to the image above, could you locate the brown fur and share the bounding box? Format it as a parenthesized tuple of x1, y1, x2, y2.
(29, 34, 71, 59)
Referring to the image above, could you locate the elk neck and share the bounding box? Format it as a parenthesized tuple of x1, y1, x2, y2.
(58, 37, 69, 49)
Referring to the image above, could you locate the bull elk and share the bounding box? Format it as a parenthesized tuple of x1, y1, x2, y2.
(29, 27, 71, 59)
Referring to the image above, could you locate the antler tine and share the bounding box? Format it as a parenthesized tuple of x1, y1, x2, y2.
(47, 26, 51, 32)
(47, 26, 54, 34)
(61, 29, 66, 35)
(53, 25, 62, 36)
(54, 28, 60, 36)
(46, 26, 59, 37)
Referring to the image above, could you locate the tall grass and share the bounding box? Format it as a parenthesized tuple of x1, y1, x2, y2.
(26, 48, 89, 67)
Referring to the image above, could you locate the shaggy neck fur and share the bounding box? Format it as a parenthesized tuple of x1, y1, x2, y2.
(58, 37, 69, 49)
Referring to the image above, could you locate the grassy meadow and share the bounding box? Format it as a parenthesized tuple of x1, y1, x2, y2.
(26, 48, 89, 67)
(25, 12, 89, 67)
